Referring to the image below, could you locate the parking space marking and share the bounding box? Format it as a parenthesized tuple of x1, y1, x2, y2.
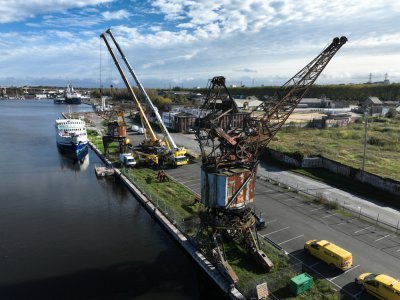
(263, 226, 290, 236)
(354, 290, 364, 299)
(330, 265, 360, 281)
(301, 260, 359, 299)
(290, 249, 304, 256)
(278, 234, 304, 245)
(282, 197, 297, 202)
(265, 219, 277, 224)
(322, 213, 339, 219)
(335, 221, 346, 226)
(310, 206, 324, 212)
(180, 178, 199, 184)
(374, 234, 392, 242)
(309, 261, 321, 268)
(354, 225, 374, 234)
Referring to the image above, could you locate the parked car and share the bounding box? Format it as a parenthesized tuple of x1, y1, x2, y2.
(186, 128, 195, 134)
(304, 239, 353, 271)
(119, 153, 136, 167)
(355, 273, 400, 300)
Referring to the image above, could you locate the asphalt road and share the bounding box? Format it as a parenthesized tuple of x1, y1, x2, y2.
(257, 161, 400, 230)
(165, 161, 400, 299)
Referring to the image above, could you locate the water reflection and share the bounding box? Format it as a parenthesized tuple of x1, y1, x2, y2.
(57, 146, 89, 171)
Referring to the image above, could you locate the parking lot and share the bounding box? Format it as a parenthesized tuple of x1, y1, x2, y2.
(165, 162, 400, 299)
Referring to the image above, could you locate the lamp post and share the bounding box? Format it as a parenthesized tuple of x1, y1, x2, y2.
(362, 111, 369, 172)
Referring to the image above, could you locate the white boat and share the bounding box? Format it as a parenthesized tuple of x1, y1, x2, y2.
(55, 118, 88, 154)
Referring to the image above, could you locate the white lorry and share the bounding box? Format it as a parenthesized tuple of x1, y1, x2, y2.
(119, 153, 136, 167)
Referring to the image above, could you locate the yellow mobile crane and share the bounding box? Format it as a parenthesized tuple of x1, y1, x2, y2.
(100, 29, 188, 166)
(100, 32, 160, 165)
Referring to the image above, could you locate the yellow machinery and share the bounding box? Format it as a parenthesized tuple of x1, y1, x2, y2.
(102, 110, 130, 156)
(100, 29, 188, 166)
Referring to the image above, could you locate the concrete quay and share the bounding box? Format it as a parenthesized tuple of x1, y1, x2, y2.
(88, 141, 244, 299)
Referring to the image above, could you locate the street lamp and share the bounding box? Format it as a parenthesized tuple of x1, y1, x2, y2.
(362, 111, 369, 171)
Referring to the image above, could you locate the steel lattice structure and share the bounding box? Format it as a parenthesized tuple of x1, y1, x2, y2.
(194, 37, 347, 281)
(196, 36, 348, 176)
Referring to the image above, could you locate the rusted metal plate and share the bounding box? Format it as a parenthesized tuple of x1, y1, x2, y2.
(201, 167, 255, 208)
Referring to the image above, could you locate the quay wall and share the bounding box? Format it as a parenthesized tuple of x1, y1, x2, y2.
(88, 142, 244, 299)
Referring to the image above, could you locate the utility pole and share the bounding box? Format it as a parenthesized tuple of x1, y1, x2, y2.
(362, 111, 369, 171)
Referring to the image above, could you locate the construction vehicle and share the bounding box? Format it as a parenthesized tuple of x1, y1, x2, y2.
(101, 29, 188, 167)
(195, 36, 347, 282)
(102, 110, 130, 156)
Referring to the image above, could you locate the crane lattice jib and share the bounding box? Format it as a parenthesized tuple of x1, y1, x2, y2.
(252, 36, 347, 152)
(100, 33, 160, 144)
(105, 29, 178, 151)
(196, 36, 347, 171)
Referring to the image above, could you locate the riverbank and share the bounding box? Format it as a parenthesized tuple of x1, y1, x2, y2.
(82, 110, 343, 299)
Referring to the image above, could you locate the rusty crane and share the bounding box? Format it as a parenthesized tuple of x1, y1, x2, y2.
(195, 36, 347, 282)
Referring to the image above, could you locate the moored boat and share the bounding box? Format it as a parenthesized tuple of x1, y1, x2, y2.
(55, 118, 88, 154)
(64, 84, 82, 104)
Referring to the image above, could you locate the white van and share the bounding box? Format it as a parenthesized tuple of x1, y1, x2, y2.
(119, 153, 136, 167)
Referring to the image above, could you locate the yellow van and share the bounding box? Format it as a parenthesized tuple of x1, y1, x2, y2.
(304, 239, 353, 271)
(356, 273, 400, 300)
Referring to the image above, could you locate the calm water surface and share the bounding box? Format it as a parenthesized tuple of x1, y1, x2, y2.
(0, 100, 223, 299)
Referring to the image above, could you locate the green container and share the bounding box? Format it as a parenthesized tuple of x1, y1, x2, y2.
(290, 273, 313, 296)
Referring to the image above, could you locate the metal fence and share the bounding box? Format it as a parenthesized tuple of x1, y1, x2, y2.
(258, 174, 400, 234)
(120, 167, 201, 236)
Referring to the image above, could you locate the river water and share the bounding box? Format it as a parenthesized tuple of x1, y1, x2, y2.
(0, 100, 223, 299)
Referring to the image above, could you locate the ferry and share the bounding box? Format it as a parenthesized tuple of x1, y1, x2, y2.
(64, 84, 82, 104)
(55, 118, 88, 154)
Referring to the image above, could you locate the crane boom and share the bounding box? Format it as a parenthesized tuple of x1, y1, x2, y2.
(100, 33, 160, 145)
(252, 36, 348, 152)
(196, 36, 347, 172)
(105, 29, 178, 151)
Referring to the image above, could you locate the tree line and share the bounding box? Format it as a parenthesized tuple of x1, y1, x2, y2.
(194, 83, 400, 103)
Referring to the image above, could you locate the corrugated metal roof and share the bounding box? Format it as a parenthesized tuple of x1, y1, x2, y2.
(367, 96, 382, 104)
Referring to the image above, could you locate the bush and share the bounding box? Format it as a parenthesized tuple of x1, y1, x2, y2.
(386, 107, 398, 118)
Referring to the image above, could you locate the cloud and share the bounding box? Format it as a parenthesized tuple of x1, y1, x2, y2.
(102, 9, 131, 20)
(0, 0, 113, 23)
(2, 0, 400, 87)
(235, 68, 258, 73)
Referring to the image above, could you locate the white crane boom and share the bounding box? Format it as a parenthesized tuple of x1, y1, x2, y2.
(105, 29, 178, 151)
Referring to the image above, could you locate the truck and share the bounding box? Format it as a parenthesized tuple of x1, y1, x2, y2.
(119, 153, 136, 167)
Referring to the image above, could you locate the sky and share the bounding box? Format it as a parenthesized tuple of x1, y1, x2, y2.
(0, 0, 400, 88)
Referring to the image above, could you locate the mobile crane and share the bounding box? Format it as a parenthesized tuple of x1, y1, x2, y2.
(101, 29, 188, 167)
(100, 32, 162, 165)
(195, 36, 347, 282)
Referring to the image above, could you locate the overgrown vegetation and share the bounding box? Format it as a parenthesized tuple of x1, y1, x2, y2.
(270, 117, 400, 181)
(123, 167, 202, 220)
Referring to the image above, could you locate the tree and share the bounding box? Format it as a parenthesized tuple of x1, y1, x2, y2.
(152, 96, 172, 110)
(386, 107, 398, 118)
